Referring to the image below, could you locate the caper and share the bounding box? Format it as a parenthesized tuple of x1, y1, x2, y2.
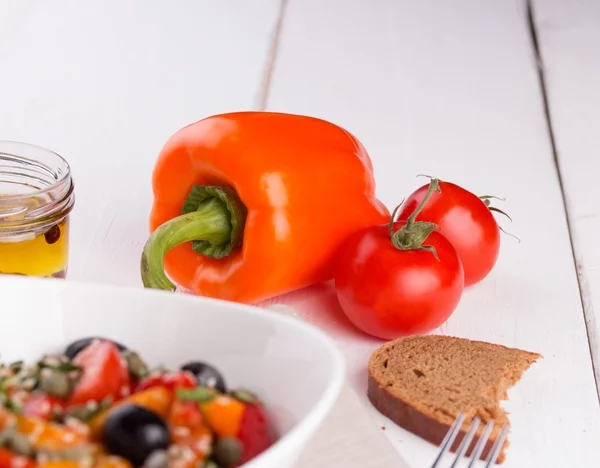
(36, 448, 57, 463)
(98, 395, 113, 412)
(4, 398, 22, 413)
(0, 376, 20, 392)
(21, 377, 38, 391)
(51, 405, 65, 422)
(201, 461, 219, 468)
(9, 361, 23, 374)
(123, 350, 149, 379)
(7, 433, 33, 457)
(60, 444, 96, 461)
(37, 444, 95, 462)
(36, 446, 63, 462)
(0, 426, 15, 446)
(39, 369, 71, 399)
(213, 437, 242, 467)
(230, 389, 257, 404)
(64, 404, 95, 422)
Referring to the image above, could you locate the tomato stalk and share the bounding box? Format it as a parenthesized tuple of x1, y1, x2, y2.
(479, 195, 512, 221)
(479, 195, 520, 242)
(389, 177, 442, 259)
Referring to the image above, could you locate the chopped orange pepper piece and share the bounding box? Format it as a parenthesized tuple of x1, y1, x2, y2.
(38, 463, 80, 468)
(37, 455, 132, 468)
(201, 394, 245, 437)
(89, 386, 173, 439)
(16, 415, 88, 449)
(94, 456, 133, 468)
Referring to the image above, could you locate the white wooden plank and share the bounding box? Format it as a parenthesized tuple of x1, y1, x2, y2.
(0, 0, 281, 284)
(264, 0, 600, 466)
(531, 0, 600, 390)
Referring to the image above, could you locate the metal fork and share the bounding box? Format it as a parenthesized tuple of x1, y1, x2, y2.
(429, 414, 509, 468)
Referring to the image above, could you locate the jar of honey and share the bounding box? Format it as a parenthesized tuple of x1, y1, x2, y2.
(0, 141, 75, 278)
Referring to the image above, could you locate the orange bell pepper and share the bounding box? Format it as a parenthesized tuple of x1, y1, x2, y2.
(142, 111, 389, 303)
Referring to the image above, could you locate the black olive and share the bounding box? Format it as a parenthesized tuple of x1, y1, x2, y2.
(44, 225, 61, 244)
(102, 404, 170, 466)
(64, 337, 127, 359)
(180, 361, 227, 393)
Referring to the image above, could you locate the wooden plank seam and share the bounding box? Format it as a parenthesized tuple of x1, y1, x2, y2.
(257, 0, 290, 111)
(528, 0, 600, 401)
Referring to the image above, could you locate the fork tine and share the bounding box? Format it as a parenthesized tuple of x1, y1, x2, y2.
(484, 425, 510, 467)
(466, 420, 494, 468)
(449, 417, 481, 468)
(430, 413, 465, 468)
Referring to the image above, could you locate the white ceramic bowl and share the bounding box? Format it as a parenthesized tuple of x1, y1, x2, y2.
(0, 275, 345, 468)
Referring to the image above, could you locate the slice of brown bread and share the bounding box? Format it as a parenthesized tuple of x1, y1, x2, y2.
(367, 335, 541, 463)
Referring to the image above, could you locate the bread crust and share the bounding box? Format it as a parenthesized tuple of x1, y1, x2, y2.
(367, 360, 505, 463)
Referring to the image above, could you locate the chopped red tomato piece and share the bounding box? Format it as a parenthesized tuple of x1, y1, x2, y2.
(68, 340, 130, 406)
(22, 392, 65, 421)
(135, 371, 196, 393)
(168, 399, 204, 430)
(236, 402, 274, 466)
(0, 446, 36, 468)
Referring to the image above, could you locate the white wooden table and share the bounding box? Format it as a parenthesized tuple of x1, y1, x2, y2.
(1, 1, 599, 466)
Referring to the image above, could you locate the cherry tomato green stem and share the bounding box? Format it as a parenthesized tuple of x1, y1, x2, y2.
(398, 180, 502, 286)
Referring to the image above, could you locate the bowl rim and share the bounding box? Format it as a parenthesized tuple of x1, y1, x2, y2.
(0, 275, 347, 467)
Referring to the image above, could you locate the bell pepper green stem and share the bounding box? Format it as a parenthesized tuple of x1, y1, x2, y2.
(141, 185, 247, 291)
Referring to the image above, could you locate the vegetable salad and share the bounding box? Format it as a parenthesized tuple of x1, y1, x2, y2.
(0, 338, 273, 467)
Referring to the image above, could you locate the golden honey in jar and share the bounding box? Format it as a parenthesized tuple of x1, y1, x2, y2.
(0, 141, 75, 278)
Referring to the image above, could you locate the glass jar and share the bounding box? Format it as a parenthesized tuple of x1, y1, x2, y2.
(0, 141, 75, 278)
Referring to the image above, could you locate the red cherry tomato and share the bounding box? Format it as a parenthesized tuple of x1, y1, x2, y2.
(135, 371, 196, 393)
(334, 222, 464, 339)
(69, 340, 130, 406)
(22, 392, 65, 421)
(398, 181, 500, 286)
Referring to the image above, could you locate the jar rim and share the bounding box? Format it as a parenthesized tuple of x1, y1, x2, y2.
(0, 140, 72, 201)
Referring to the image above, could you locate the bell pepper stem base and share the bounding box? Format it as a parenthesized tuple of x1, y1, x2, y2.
(141, 198, 235, 291)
